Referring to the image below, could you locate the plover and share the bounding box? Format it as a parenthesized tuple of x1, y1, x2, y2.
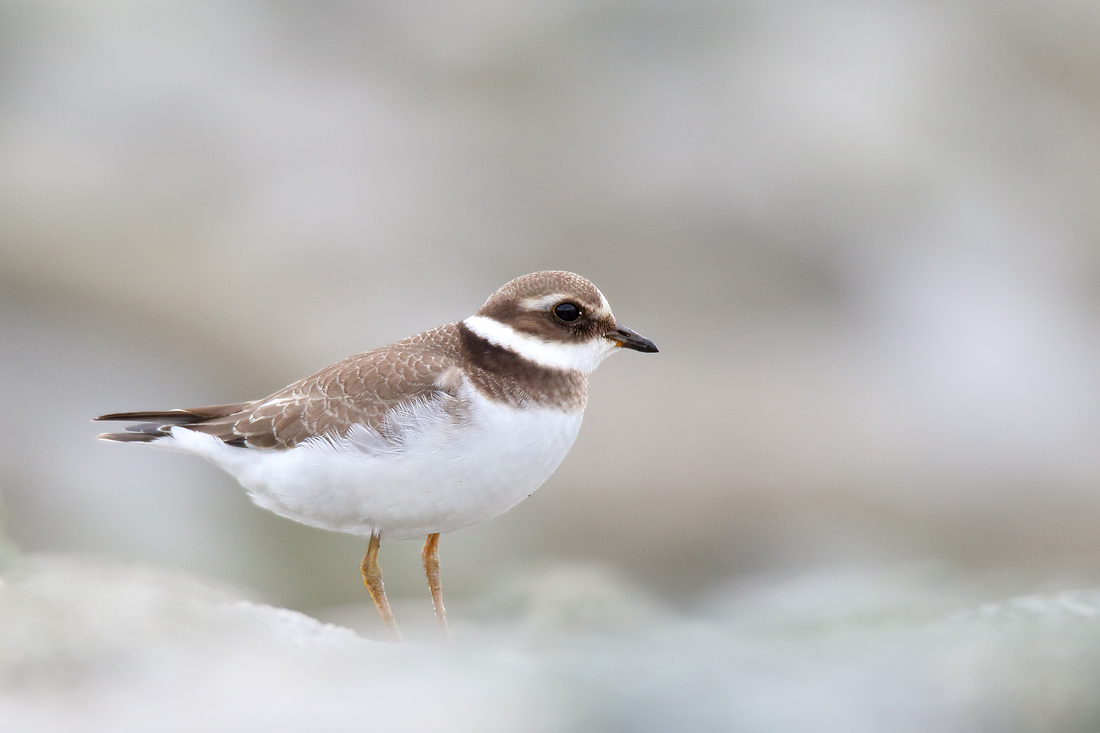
(96, 271, 657, 639)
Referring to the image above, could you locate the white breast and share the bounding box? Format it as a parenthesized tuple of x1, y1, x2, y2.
(161, 385, 583, 540)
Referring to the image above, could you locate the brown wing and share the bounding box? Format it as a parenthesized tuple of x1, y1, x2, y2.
(98, 324, 465, 450)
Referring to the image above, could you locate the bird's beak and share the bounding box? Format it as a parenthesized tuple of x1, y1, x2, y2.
(609, 325, 659, 353)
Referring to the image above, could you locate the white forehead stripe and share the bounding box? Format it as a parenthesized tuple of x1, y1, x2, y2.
(463, 315, 618, 374)
(593, 287, 611, 319)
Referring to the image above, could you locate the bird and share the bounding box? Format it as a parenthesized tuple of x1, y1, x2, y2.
(95, 271, 658, 640)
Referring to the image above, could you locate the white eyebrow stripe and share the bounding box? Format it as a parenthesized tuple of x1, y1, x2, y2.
(520, 294, 571, 310)
(520, 291, 614, 319)
(462, 315, 618, 374)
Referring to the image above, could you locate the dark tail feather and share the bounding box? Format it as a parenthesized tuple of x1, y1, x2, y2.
(94, 404, 251, 424)
(94, 403, 251, 443)
(96, 431, 162, 443)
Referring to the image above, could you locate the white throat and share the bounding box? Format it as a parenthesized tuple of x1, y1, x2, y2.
(462, 315, 617, 374)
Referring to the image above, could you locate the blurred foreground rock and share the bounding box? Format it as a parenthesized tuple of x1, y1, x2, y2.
(0, 555, 555, 733)
(3, 555, 1100, 732)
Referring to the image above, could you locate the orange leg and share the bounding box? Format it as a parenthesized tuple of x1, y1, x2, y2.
(422, 533, 452, 641)
(361, 533, 402, 641)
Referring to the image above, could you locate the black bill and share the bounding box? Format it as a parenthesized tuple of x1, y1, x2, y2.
(610, 325, 659, 353)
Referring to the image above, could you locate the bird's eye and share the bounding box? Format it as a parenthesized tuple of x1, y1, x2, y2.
(553, 302, 583, 322)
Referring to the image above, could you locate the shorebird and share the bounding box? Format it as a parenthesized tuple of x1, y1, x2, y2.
(96, 271, 658, 639)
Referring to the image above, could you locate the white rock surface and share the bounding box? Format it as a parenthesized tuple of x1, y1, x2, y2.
(4, 555, 1100, 732)
(0, 555, 558, 733)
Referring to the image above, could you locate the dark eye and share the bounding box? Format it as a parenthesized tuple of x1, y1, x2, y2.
(553, 302, 583, 322)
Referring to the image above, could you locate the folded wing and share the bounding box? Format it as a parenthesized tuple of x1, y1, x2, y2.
(96, 325, 464, 450)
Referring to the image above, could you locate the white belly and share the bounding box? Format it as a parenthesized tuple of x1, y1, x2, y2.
(163, 389, 583, 540)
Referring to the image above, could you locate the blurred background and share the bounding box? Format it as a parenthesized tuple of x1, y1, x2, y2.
(3, 0, 1100, 664)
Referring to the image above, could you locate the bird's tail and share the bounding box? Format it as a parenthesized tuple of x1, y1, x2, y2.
(94, 403, 250, 443)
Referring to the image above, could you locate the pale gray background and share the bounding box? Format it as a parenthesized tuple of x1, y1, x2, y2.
(3, 0, 1100, 638)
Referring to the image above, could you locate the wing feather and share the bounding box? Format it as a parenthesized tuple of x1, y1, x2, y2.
(190, 325, 463, 449)
(97, 324, 465, 450)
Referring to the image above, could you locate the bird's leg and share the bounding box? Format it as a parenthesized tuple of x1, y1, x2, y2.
(361, 533, 402, 641)
(422, 533, 451, 641)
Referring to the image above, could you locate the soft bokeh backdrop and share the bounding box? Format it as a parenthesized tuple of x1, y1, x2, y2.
(3, 0, 1100, 729)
